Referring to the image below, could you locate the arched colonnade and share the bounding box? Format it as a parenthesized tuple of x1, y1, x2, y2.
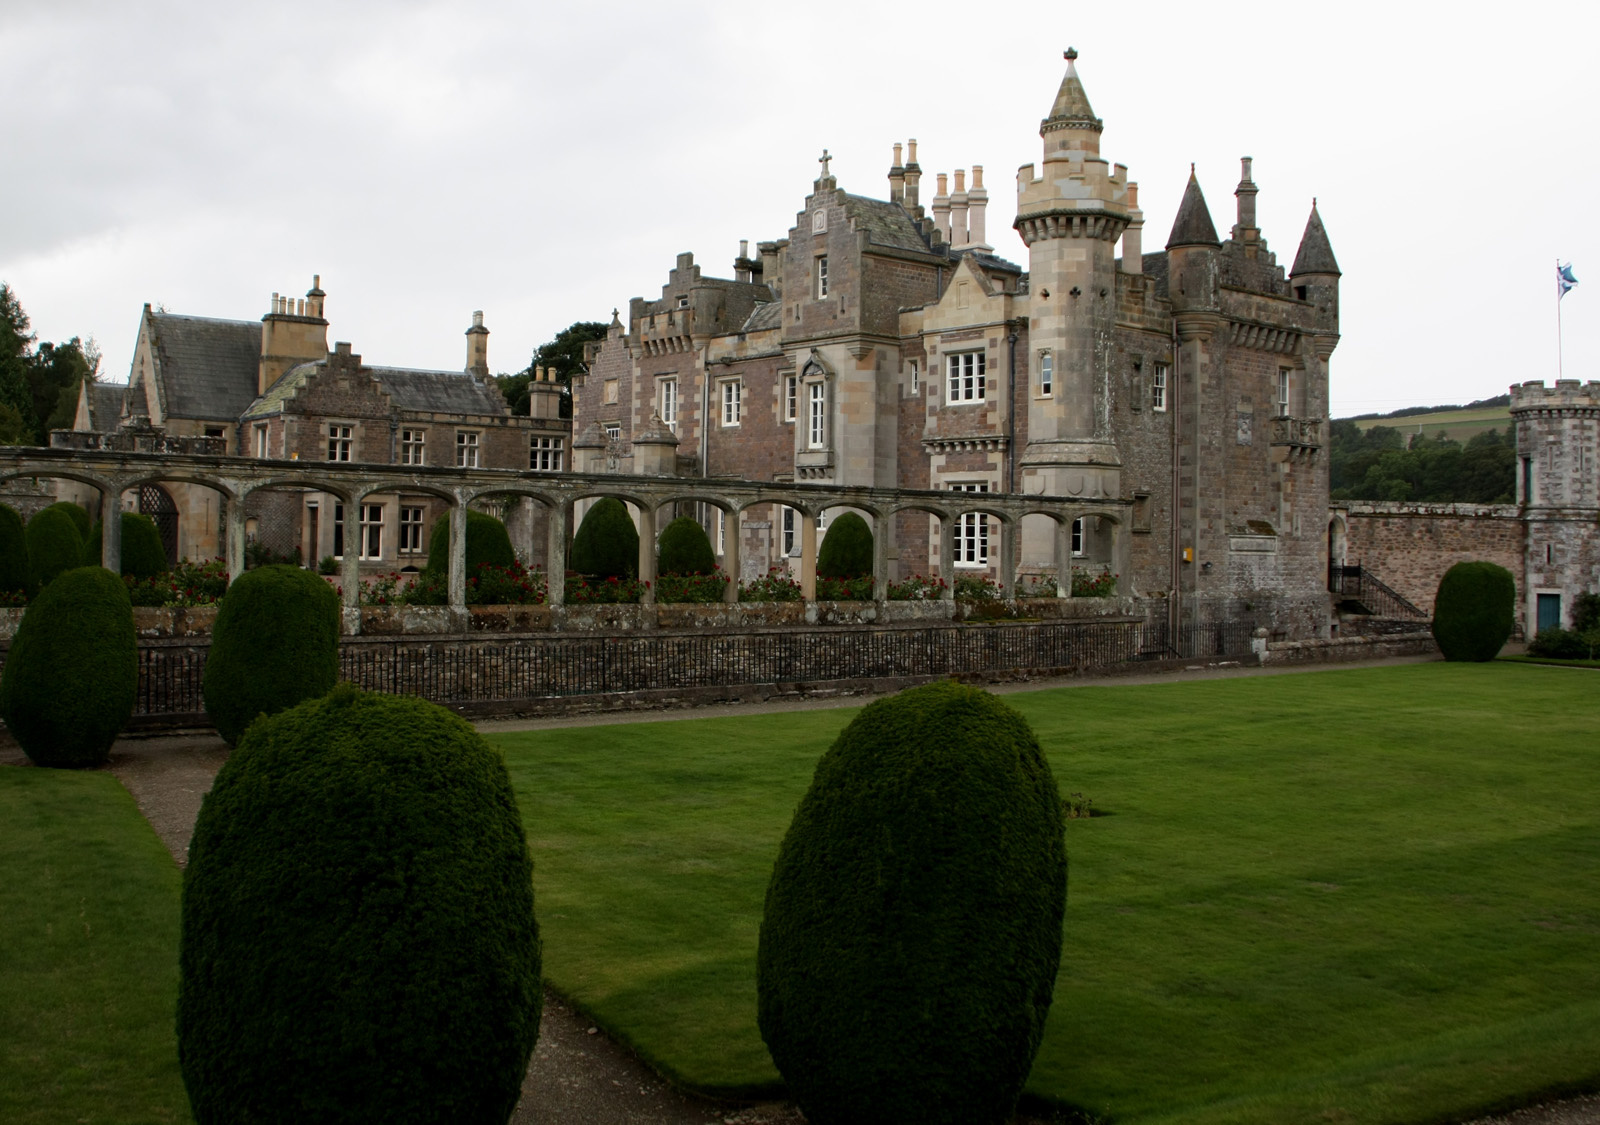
(0, 449, 1133, 626)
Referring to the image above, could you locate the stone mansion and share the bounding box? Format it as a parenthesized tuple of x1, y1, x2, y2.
(571, 51, 1341, 633)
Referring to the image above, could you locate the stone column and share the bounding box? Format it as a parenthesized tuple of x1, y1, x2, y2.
(799, 511, 817, 601)
(1055, 516, 1073, 598)
(938, 516, 956, 601)
(722, 507, 740, 604)
(447, 493, 468, 614)
(340, 496, 361, 634)
(637, 502, 657, 607)
(1113, 516, 1133, 596)
(224, 493, 247, 587)
(100, 484, 122, 572)
(872, 512, 891, 607)
(545, 501, 567, 607)
(998, 516, 1017, 599)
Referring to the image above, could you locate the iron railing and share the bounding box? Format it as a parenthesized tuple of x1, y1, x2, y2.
(1329, 563, 1428, 619)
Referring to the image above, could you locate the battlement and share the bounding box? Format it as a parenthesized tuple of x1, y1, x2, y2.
(1510, 380, 1600, 411)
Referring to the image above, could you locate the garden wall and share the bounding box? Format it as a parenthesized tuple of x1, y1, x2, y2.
(1340, 502, 1524, 627)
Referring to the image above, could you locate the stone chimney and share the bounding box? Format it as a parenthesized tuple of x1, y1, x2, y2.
(258, 275, 330, 395)
(950, 169, 969, 248)
(904, 138, 922, 213)
(465, 310, 489, 376)
(1122, 181, 1144, 273)
(888, 143, 905, 205)
(734, 238, 757, 283)
(933, 173, 951, 242)
(966, 165, 990, 250)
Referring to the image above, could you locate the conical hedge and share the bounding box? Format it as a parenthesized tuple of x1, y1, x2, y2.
(1433, 560, 1516, 661)
(26, 505, 84, 591)
(817, 511, 873, 579)
(569, 497, 638, 579)
(83, 512, 169, 578)
(178, 687, 542, 1125)
(657, 515, 715, 576)
(758, 680, 1067, 1125)
(0, 566, 137, 767)
(40, 500, 91, 541)
(421, 509, 515, 579)
(201, 564, 340, 746)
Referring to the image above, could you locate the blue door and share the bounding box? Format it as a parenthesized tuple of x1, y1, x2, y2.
(1537, 593, 1562, 633)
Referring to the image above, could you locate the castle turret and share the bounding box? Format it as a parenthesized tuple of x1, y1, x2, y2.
(1290, 201, 1340, 330)
(1014, 48, 1132, 500)
(1165, 169, 1221, 316)
(258, 275, 330, 395)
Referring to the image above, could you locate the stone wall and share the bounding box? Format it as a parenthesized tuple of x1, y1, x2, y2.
(1339, 502, 1524, 626)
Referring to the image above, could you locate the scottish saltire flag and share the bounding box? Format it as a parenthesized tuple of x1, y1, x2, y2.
(1558, 262, 1579, 299)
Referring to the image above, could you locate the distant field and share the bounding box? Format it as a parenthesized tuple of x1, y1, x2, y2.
(1349, 404, 1512, 442)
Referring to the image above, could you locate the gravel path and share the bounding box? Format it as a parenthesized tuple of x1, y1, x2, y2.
(6, 656, 1597, 1124)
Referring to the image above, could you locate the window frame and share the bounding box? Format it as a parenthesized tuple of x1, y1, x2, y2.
(455, 430, 480, 468)
(326, 423, 353, 462)
(253, 423, 269, 459)
(909, 360, 920, 395)
(946, 351, 987, 403)
(784, 375, 797, 423)
(604, 423, 622, 441)
(720, 379, 742, 427)
(815, 255, 829, 299)
(400, 427, 426, 466)
(1039, 350, 1053, 397)
(1276, 369, 1292, 417)
(659, 378, 678, 429)
(530, 435, 564, 471)
(806, 380, 827, 449)
(1071, 517, 1085, 557)
(1152, 363, 1168, 413)
(398, 505, 425, 554)
(358, 503, 384, 561)
(781, 506, 798, 556)
(950, 482, 990, 567)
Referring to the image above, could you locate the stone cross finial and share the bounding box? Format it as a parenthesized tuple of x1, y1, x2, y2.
(818, 149, 832, 178)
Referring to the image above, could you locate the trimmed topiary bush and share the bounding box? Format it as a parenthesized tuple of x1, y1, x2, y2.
(1432, 560, 1516, 662)
(26, 504, 84, 591)
(178, 686, 542, 1125)
(0, 503, 27, 598)
(201, 564, 340, 746)
(41, 500, 91, 541)
(758, 679, 1067, 1125)
(657, 515, 715, 576)
(421, 509, 516, 579)
(569, 497, 638, 579)
(0, 566, 136, 767)
(817, 511, 873, 579)
(120, 512, 169, 578)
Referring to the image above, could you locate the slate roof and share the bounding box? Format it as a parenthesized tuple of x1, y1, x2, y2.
(1290, 204, 1341, 277)
(740, 302, 783, 334)
(841, 194, 935, 254)
(243, 361, 508, 420)
(148, 313, 262, 420)
(87, 382, 125, 432)
(1166, 172, 1221, 249)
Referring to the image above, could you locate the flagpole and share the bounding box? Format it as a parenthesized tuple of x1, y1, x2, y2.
(1558, 257, 1565, 378)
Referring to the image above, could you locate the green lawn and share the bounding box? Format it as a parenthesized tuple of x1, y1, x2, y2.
(0, 768, 190, 1125)
(497, 663, 1600, 1124)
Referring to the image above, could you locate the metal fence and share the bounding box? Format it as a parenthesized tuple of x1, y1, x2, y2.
(85, 616, 1260, 720)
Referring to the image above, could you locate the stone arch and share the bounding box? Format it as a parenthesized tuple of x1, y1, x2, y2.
(1328, 513, 1347, 570)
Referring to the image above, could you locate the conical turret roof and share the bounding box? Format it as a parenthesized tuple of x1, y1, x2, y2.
(1166, 169, 1220, 249)
(1290, 202, 1340, 277)
(1041, 48, 1103, 136)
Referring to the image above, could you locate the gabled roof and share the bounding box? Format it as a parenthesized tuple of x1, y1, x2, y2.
(147, 313, 262, 420)
(1290, 203, 1341, 277)
(243, 360, 508, 420)
(841, 194, 935, 254)
(741, 302, 783, 334)
(1166, 171, 1220, 249)
(85, 382, 125, 432)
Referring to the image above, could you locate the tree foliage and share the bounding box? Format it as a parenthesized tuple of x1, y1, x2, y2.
(1329, 421, 1515, 503)
(0, 504, 28, 597)
(201, 564, 341, 745)
(656, 515, 716, 576)
(817, 511, 873, 579)
(496, 321, 606, 414)
(0, 566, 137, 767)
(569, 497, 638, 579)
(0, 283, 100, 445)
(758, 680, 1067, 1125)
(178, 686, 542, 1125)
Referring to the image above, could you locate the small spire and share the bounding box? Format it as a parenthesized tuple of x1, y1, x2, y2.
(1166, 168, 1221, 249)
(1042, 48, 1102, 136)
(1291, 201, 1340, 277)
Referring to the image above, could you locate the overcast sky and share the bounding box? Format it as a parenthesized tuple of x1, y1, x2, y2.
(2, 0, 1595, 419)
